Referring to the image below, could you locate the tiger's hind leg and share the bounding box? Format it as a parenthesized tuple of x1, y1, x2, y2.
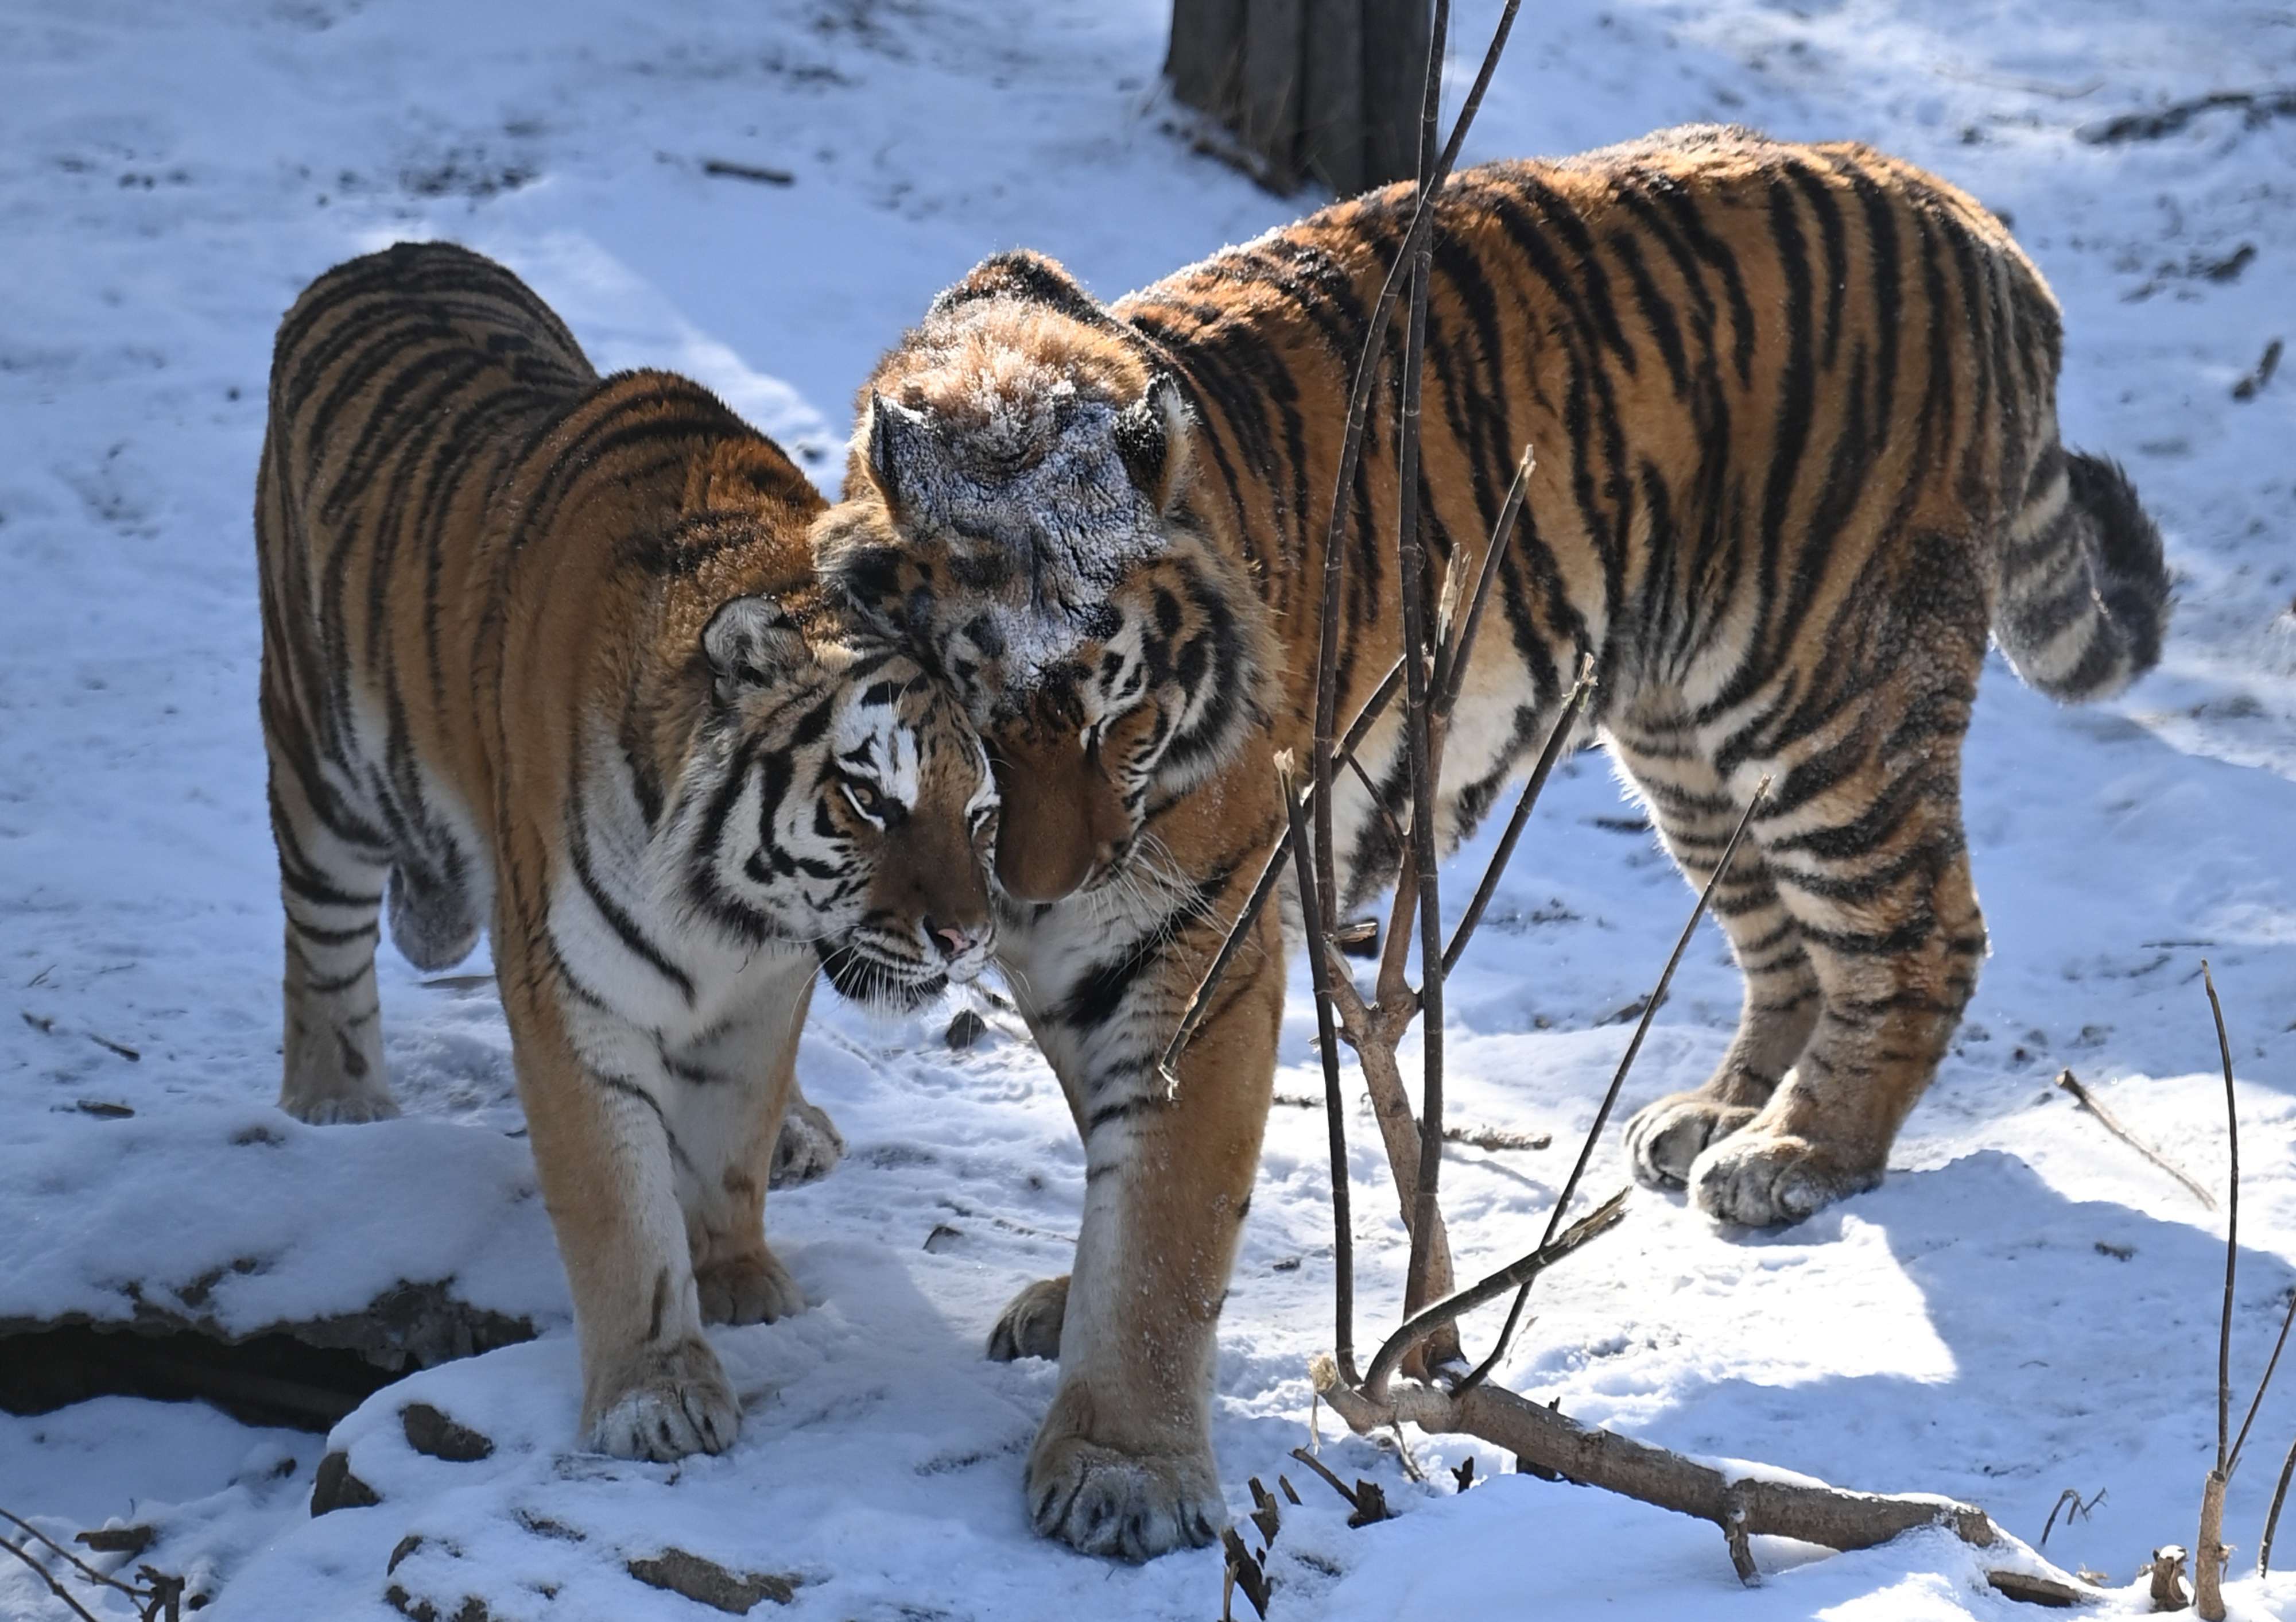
(1685, 632, 1988, 1228)
(1612, 714, 1822, 1189)
(267, 729, 399, 1125)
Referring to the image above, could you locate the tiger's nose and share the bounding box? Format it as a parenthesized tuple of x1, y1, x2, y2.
(925, 918, 980, 961)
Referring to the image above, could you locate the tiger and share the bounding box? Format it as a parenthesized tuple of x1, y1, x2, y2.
(810, 125, 2171, 1557)
(257, 240, 998, 1462)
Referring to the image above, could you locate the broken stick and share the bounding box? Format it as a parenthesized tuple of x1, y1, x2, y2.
(2055, 1068, 2216, 1209)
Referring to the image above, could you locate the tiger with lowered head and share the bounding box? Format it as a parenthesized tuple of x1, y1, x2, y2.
(258, 242, 997, 1460)
(813, 125, 2171, 1558)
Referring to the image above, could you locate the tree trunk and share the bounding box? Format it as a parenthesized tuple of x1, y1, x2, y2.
(1169, 0, 1432, 196)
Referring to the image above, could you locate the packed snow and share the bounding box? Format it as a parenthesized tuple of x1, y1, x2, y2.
(3, 0, 2295, 1616)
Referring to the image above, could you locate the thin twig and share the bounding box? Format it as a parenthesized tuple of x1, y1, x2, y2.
(1282, 753, 1358, 1387)
(2230, 1288, 2296, 1478)
(2262, 1435, 2296, 1573)
(1442, 659, 1595, 976)
(1432, 446, 1535, 720)
(0, 1510, 134, 1593)
(2054, 1069, 2216, 1209)
(1454, 777, 1771, 1395)
(1361, 1187, 1628, 1400)
(2199, 961, 2239, 1621)
(2207, 963, 2239, 1476)
(0, 1538, 107, 1622)
(1159, 660, 1406, 1078)
(1394, 0, 1453, 1338)
(2039, 1486, 2105, 1547)
(1286, 1446, 1364, 1513)
(0, 1504, 179, 1622)
(1340, 751, 1406, 852)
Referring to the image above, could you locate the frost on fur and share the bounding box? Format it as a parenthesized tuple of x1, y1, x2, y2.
(856, 365, 1192, 691)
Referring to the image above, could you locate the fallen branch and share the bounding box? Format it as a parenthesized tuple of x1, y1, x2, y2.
(699, 157, 793, 186)
(2078, 86, 2296, 144)
(2232, 338, 2282, 402)
(1309, 1368, 2095, 1604)
(2054, 1069, 2216, 1209)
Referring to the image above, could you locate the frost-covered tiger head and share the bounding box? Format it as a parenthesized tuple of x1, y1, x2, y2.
(813, 251, 1273, 904)
(661, 592, 998, 1007)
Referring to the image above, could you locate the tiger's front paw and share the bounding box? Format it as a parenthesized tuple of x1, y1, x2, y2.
(587, 1337, 740, 1462)
(769, 1095, 846, 1189)
(987, 1275, 1068, 1362)
(1025, 1386, 1224, 1561)
(695, 1246, 804, 1327)
(1688, 1128, 1882, 1228)
(1624, 1091, 1756, 1189)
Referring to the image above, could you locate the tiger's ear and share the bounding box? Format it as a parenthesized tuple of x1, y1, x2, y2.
(703, 597, 809, 704)
(864, 392, 936, 522)
(1112, 373, 1193, 515)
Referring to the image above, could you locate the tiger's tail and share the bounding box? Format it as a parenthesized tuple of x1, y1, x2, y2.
(1992, 447, 2171, 703)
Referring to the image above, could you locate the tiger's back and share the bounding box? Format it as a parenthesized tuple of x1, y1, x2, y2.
(1120, 125, 2158, 745)
(258, 241, 599, 993)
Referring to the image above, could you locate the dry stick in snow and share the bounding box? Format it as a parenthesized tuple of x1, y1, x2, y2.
(2053, 1068, 2217, 1209)
(2197, 961, 2239, 1620)
(1309, 1371, 2095, 1605)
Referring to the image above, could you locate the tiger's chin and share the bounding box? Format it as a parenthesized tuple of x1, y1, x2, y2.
(815, 941, 948, 1014)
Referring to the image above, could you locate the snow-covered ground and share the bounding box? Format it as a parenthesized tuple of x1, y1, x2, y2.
(3, 0, 2294, 1615)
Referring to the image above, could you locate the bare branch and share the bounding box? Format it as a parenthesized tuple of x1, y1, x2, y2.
(1339, 750, 1406, 853)
(1282, 752, 1359, 1387)
(1432, 445, 1536, 721)
(1456, 777, 1772, 1393)
(2229, 1287, 2296, 1478)
(0, 1505, 181, 1622)
(1159, 660, 1407, 1079)
(2206, 960, 2239, 1479)
(2199, 961, 2239, 1620)
(1442, 659, 1595, 976)
(2262, 1439, 2296, 1574)
(1310, 1366, 2096, 1604)
(0, 1539, 106, 1622)
(1362, 1187, 1628, 1400)
(2054, 1068, 2216, 1209)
